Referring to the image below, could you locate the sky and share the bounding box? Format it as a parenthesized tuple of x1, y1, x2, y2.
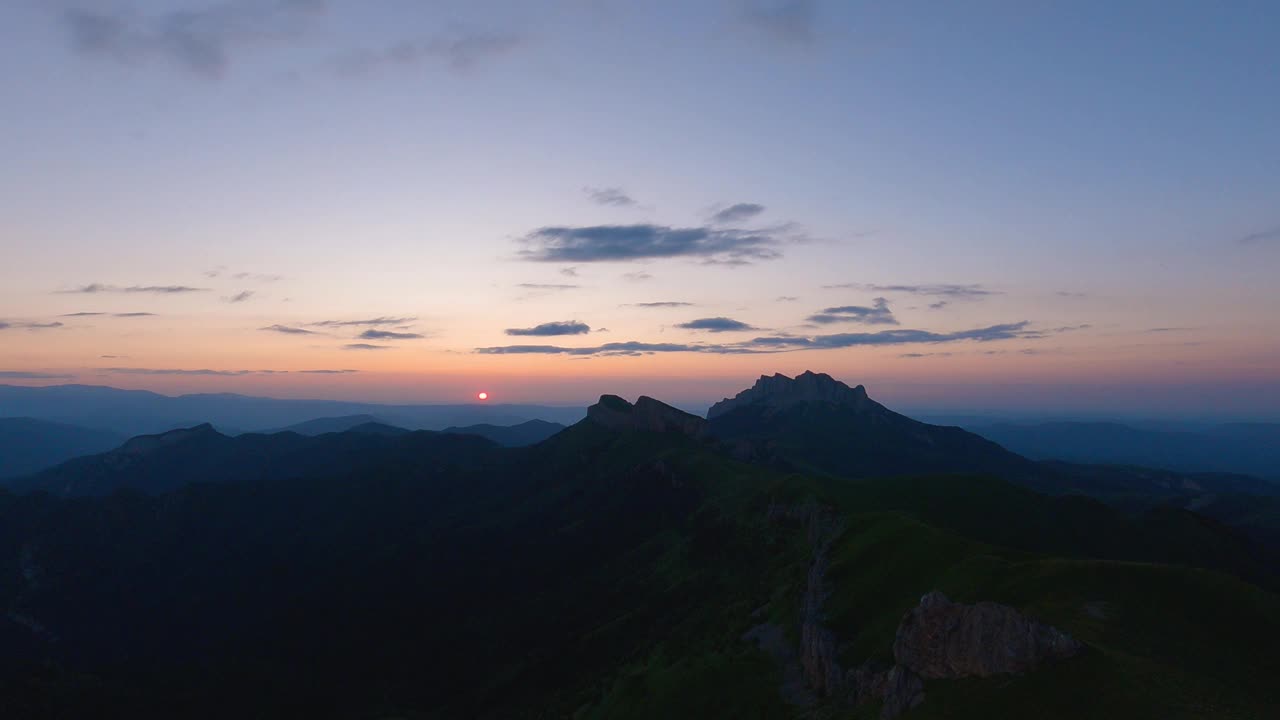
(2, 0, 1278, 417)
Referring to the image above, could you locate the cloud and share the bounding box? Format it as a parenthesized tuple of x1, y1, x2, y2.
(1240, 227, 1280, 245)
(928, 301, 949, 310)
(60, 1, 327, 79)
(224, 290, 255, 303)
(518, 223, 789, 264)
(899, 352, 953, 359)
(312, 316, 416, 327)
(298, 369, 359, 374)
(0, 371, 75, 380)
(260, 324, 316, 335)
(62, 311, 157, 317)
(335, 29, 521, 74)
(806, 297, 898, 325)
(61, 312, 105, 317)
(676, 317, 758, 332)
(1144, 327, 1193, 333)
(232, 272, 282, 282)
(584, 187, 637, 207)
(739, 0, 817, 46)
(59, 283, 209, 294)
(516, 283, 580, 291)
(631, 301, 693, 308)
(0, 321, 63, 331)
(710, 203, 766, 224)
(505, 321, 591, 337)
(102, 367, 287, 376)
(623, 271, 653, 282)
(824, 283, 1000, 301)
(358, 329, 424, 340)
(776, 296, 799, 302)
(560, 267, 579, 277)
(474, 321, 1041, 356)
(343, 343, 391, 351)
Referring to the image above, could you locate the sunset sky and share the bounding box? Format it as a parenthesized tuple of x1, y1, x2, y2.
(3, 1, 1278, 416)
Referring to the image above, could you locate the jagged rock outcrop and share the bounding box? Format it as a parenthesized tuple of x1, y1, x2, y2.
(586, 395, 707, 437)
(708, 371, 872, 419)
(893, 591, 1083, 679)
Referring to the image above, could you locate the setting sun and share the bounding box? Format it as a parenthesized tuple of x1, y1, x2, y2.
(477, 392, 488, 401)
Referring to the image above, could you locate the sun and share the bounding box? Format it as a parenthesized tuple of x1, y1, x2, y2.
(477, 391, 489, 401)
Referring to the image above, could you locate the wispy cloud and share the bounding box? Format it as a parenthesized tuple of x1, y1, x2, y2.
(312, 316, 416, 327)
(0, 371, 75, 380)
(59, 283, 209, 294)
(1239, 227, 1280, 245)
(518, 223, 790, 264)
(0, 321, 64, 331)
(62, 311, 158, 317)
(60, 0, 327, 79)
(709, 202, 765, 224)
(676, 317, 757, 332)
(631, 301, 694, 308)
(298, 369, 358, 374)
(584, 187, 637, 207)
(776, 296, 799, 302)
(358, 329, 424, 340)
(824, 283, 1000, 301)
(739, 0, 817, 46)
(260, 324, 317, 335)
(505, 321, 591, 337)
(335, 28, 522, 74)
(343, 343, 391, 351)
(623, 271, 653, 282)
(516, 283, 580, 291)
(807, 298, 898, 325)
(224, 290, 255, 303)
(560, 267, 579, 277)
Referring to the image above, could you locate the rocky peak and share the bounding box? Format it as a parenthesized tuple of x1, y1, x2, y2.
(587, 395, 707, 437)
(707, 371, 872, 419)
(118, 423, 222, 455)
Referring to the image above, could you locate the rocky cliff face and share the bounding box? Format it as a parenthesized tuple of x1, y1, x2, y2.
(707, 371, 873, 419)
(893, 591, 1083, 679)
(586, 395, 707, 437)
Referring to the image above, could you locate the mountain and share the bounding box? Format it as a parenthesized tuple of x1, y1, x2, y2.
(1, 391, 1277, 718)
(0, 418, 125, 478)
(268, 414, 391, 435)
(4, 424, 492, 498)
(0, 383, 586, 437)
(442, 419, 566, 447)
(969, 420, 1280, 479)
(707, 371, 1048, 488)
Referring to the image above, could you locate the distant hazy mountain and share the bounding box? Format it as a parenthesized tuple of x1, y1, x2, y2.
(267, 414, 391, 435)
(970, 421, 1280, 479)
(442, 419, 566, 447)
(0, 418, 125, 478)
(0, 383, 586, 437)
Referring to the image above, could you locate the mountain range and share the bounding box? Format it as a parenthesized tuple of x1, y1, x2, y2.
(2, 371, 1279, 718)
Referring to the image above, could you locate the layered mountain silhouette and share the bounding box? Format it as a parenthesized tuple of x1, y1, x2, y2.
(2, 372, 1279, 718)
(443, 419, 566, 447)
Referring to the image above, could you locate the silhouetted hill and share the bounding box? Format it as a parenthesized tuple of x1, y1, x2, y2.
(268, 414, 389, 435)
(0, 418, 124, 478)
(442, 419, 566, 447)
(707, 371, 1049, 488)
(4, 424, 493, 497)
